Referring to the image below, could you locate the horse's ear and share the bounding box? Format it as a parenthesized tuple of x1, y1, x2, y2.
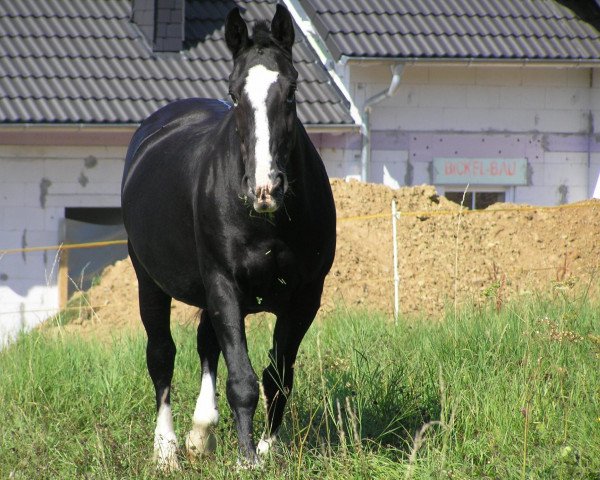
(225, 7, 249, 57)
(271, 4, 294, 52)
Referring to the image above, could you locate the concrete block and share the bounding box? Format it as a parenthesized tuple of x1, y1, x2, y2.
(377, 106, 440, 131)
(412, 159, 433, 185)
(476, 67, 523, 86)
(0, 230, 25, 250)
(429, 66, 476, 85)
(0, 159, 44, 182)
(466, 86, 500, 108)
(416, 85, 467, 108)
(535, 110, 589, 134)
(543, 160, 588, 187)
(372, 150, 409, 164)
(522, 68, 568, 87)
(374, 87, 417, 108)
(592, 68, 600, 88)
(498, 86, 546, 109)
(322, 148, 352, 179)
(0, 182, 26, 206)
(4, 206, 45, 231)
(23, 229, 60, 251)
(567, 185, 588, 202)
(81, 159, 125, 182)
(0, 252, 51, 282)
(401, 66, 429, 85)
(545, 87, 591, 110)
(566, 68, 592, 87)
(42, 159, 85, 183)
(47, 181, 121, 195)
(43, 207, 63, 231)
(528, 163, 545, 187)
(370, 161, 406, 188)
(513, 185, 554, 205)
(543, 152, 588, 166)
(350, 63, 395, 84)
(45, 192, 121, 208)
(23, 182, 46, 208)
(441, 107, 537, 132)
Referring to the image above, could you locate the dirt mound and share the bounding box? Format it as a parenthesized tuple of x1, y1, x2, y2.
(59, 180, 600, 338)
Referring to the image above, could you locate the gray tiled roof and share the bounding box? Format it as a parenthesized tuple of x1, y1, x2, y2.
(300, 0, 600, 61)
(0, 0, 354, 125)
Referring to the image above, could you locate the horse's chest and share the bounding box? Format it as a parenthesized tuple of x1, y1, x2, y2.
(237, 241, 300, 309)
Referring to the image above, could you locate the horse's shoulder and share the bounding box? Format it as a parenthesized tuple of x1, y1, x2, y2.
(126, 99, 231, 162)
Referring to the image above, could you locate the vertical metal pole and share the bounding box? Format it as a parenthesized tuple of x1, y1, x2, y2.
(392, 200, 399, 325)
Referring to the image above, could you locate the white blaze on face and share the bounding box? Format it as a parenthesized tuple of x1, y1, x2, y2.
(244, 64, 279, 190)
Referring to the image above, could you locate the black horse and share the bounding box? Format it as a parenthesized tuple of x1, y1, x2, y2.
(121, 5, 336, 470)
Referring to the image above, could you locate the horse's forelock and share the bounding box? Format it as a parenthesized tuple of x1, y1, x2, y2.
(252, 21, 271, 45)
(251, 20, 291, 57)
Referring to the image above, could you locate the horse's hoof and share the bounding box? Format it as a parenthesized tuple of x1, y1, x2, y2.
(155, 457, 181, 473)
(236, 453, 262, 471)
(154, 435, 181, 472)
(256, 434, 277, 456)
(185, 430, 217, 461)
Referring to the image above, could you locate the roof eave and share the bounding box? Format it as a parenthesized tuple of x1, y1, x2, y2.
(341, 56, 600, 68)
(304, 123, 360, 134)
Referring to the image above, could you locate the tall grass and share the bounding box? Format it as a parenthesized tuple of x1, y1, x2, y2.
(1, 292, 598, 479)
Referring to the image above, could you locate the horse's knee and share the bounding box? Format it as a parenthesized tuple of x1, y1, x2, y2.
(226, 372, 259, 412)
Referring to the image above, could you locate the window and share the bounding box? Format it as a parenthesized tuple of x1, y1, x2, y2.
(445, 190, 505, 210)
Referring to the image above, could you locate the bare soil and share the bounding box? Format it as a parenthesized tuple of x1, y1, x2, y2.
(59, 180, 600, 339)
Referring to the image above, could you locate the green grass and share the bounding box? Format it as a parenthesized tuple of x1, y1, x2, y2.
(1, 292, 599, 479)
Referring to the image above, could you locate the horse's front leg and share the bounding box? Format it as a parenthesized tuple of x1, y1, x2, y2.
(207, 278, 260, 464)
(186, 310, 220, 461)
(258, 286, 322, 455)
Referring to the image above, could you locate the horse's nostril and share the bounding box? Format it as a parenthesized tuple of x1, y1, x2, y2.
(271, 173, 287, 193)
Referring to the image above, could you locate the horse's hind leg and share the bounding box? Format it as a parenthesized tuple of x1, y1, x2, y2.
(185, 310, 221, 460)
(129, 245, 178, 471)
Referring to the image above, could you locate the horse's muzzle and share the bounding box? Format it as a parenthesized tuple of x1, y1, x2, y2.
(246, 172, 287, 213)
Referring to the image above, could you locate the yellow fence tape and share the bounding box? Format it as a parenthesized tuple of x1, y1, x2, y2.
(1, 201, 597, 255)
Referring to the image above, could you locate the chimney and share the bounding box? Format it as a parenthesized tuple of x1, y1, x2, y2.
(131, 0, 184, 52)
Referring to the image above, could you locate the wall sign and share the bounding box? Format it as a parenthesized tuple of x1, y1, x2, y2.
(433, 157, 528, 186)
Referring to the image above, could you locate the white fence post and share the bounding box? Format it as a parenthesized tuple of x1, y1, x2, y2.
(392, 200, 399, 325)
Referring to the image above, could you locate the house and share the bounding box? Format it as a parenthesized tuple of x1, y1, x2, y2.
(1, 0, 599, 341)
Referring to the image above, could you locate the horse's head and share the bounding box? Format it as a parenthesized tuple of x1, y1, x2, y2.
(225, 5, 298, 214)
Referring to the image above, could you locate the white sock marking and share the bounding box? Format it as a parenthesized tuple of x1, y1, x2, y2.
(186, 370, 219, 458)
(193, 370, 219, 427)
(257, 434, 277, 456)
(154, 402, 179, 470)
(244, 64, 279, 189)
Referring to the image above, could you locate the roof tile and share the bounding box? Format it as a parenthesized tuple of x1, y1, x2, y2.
(0, 0, 353, 125)
(301, 0, 600, 60)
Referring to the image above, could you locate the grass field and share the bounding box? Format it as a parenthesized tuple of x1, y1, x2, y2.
(1, 291, 598, 479)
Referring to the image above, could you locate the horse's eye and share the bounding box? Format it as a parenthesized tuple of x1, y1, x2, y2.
(286, 88, 296, 104)
(230, 92, 239, 107)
